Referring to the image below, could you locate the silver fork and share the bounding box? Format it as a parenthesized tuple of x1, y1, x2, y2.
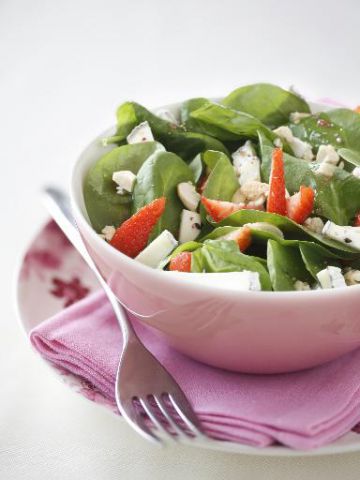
(42, 186, 204, 445)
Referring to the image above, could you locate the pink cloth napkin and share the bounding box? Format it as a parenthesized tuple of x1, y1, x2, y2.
(30, 290, 360, 450)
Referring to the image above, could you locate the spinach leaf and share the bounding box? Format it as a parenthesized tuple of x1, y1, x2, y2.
(201, 154, 239, 222)
(289, 113, 346, 151)
(222, 83, 310, 129)
(113, 101, 228, 161)
(327, 109, 360, 152)
(298, 242, 342, 279)
(193, 240, 272, 290)
(188, 154, 203, 182)
(84, 142, 163, 232)
(190, 102, 277, 142)
(213, 209, 360, 257)
(289, 109, 360, 156)
(133, 151, 193, 238)
(259, 132, 360, 225)
(267, 240, 313, 291)
(201, 149, 228, 171)
(338, 148, 360, 168)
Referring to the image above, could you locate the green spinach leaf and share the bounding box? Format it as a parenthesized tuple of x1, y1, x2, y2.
(222, 83, 310, 129)
(190, 102, 276, 142)
(298, 242, 342, 279)
(267, 240, 313, 291)
(201, 154, 239, 222)
(188, 154, 203, 182)
(338, 148, 360, 168)
(113, 101, 228, 161)
(193, 240, 271, 290)
(84, 142, 163, 232)
(133, 151, 193, 238)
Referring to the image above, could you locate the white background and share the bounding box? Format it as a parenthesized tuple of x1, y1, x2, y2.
(2, 0, 360, 478)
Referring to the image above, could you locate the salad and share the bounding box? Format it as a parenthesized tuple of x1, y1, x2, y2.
(84, 83, 360, 292)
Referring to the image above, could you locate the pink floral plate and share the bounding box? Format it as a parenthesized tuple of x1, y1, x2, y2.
(14, 220, 360, 456)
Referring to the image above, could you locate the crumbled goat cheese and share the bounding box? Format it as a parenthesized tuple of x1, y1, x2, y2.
(273, 126, 314, 161)
(344, 269, 360, 286)
(303, 217, 325, 234)
(112, 170, 137, 194)
(231, 141, 261, 186)
(126, 121, 154, 144)
(315, 144, 340, 178)
(232, 181, 269, 208)
(294, 280, 311, 291)
(101, 225, 116, 242)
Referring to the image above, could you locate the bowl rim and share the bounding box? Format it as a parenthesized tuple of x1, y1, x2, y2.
(70, 97, 360, 299)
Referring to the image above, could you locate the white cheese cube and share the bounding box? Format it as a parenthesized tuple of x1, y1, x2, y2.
(166, 271, 261, 291)
(112, 170, 136, 194)
(135, 230, 178, 268)
(177, 182, 200, 211)
(127, 121, 154, 144)
(179, 210, 201, 243)
(322, 221, 360, 250)
(316, 266, 346, 289)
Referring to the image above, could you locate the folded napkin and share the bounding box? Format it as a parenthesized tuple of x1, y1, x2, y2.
(30, 290, 360, 450)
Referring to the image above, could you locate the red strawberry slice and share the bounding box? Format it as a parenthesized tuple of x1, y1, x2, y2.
(223, 226, 252, 252)
(287, 186, 315, 224)
(267, 148, 287, 216)
(169, 251, 192, 272)
(201, 197, 244, 222)
(110, 197, 166, 257)
(354, 213, 360, 227)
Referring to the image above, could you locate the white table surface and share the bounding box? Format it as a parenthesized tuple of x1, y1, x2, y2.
(2, 0, 360, 478)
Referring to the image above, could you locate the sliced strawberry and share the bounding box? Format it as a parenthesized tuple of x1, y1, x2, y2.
(355, 106, 360, 114)
(169, 251, 192, 272)
(354, 213, 360, 226)
(267, 148, 287, 216)
(201, 196, 245, 222)
(287, 186, 315, 224)
(110, 197, 166, 257)
(223, 226, 252, 252)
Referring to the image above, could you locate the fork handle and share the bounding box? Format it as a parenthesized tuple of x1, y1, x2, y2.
(42, 186, 135, 345)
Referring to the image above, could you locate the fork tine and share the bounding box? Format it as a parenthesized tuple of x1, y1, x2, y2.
(168, 393, 205, 437)
(154, 395, 191, 439)
(118, 398, 163, 445)
(138, 397, 175, 443)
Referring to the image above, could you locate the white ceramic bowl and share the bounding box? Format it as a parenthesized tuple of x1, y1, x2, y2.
(70, 100, 360, 374)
